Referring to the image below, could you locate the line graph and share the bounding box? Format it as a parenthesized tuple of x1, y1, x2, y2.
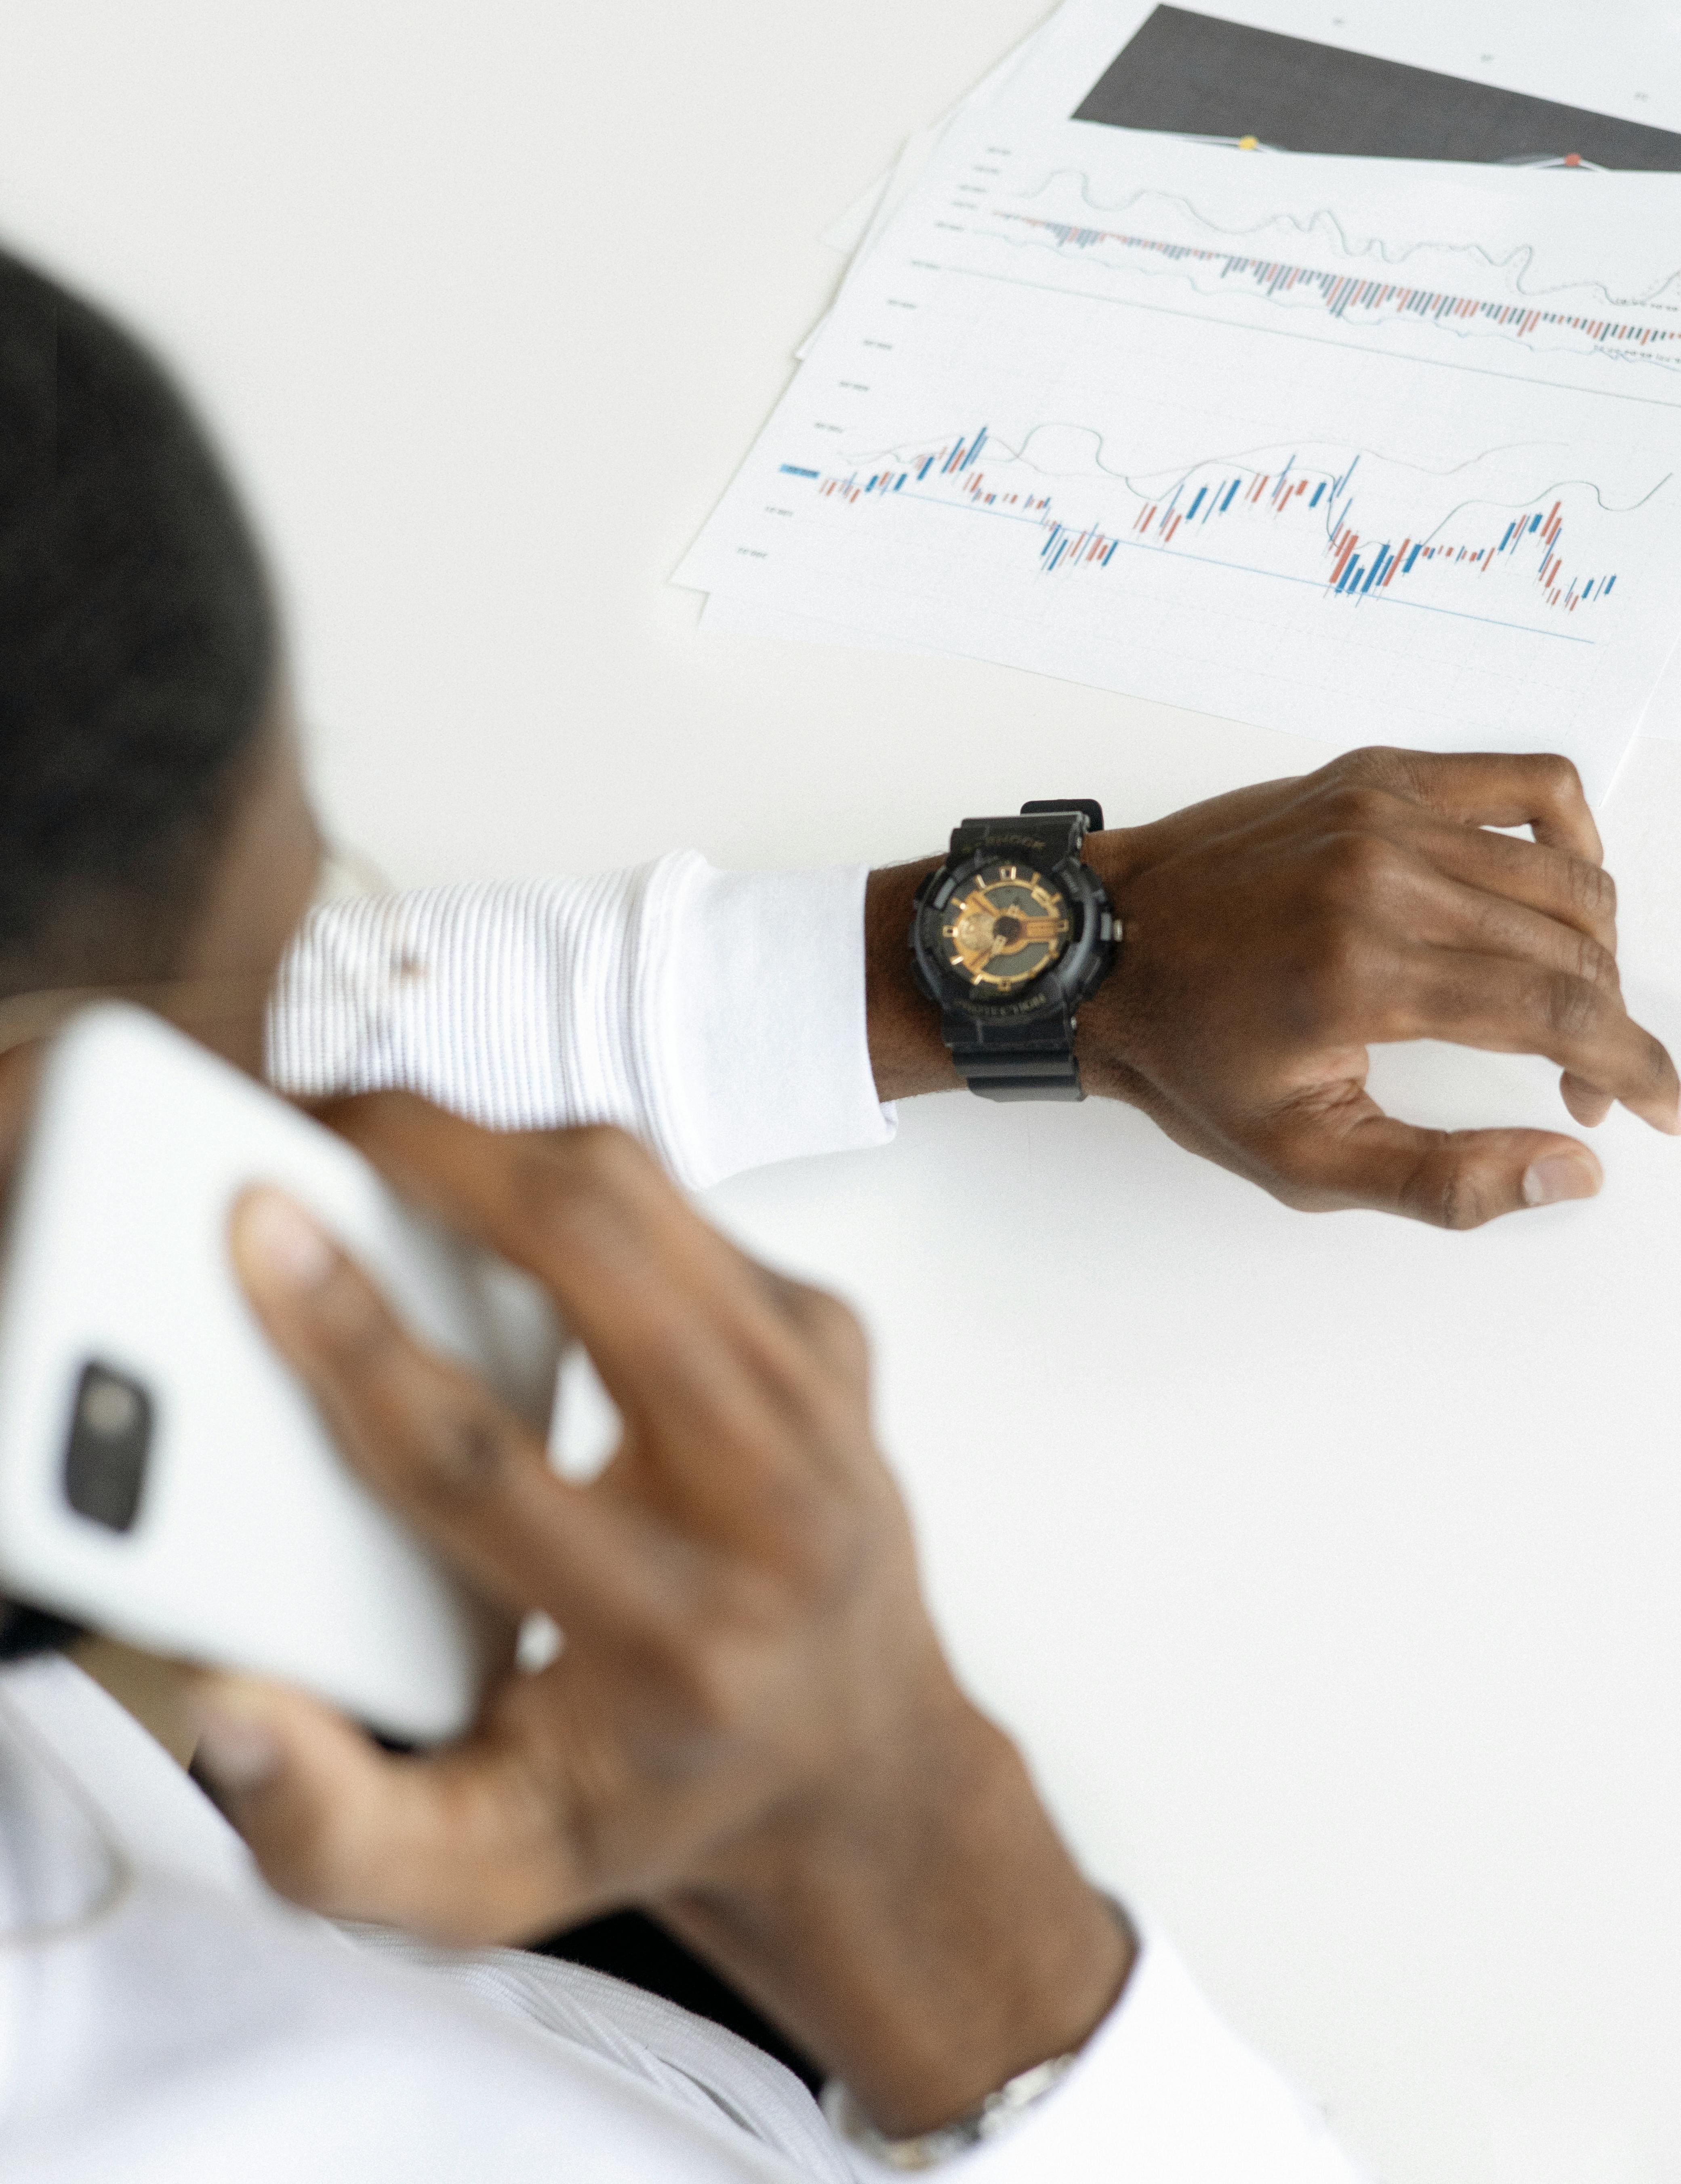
(678, 117, 1681, 794)
(797, 423, 1641, 622)
(996, 168, 1681, 314)
(991, 211, 1681, 362)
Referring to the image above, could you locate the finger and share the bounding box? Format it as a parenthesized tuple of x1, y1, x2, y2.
(187, 1671, 583, 1942)
(1340, 749, 1602, 861)
(1386, 860, 1621, 996)
(231, 1186, 684, 1637)
(1399, 815, 1616, 955)
(1260, 1098, 1603, 1228)
(757, 1271, 871, 1390)
(1389, 952, 1680, 1133)
(318, 1101, 862, 1504)
(329, 1101, 808, 1397)
(1560, 1070, 1614, 1128)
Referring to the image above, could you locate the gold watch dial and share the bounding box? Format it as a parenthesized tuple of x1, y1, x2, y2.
(940, 863, 1072, 990)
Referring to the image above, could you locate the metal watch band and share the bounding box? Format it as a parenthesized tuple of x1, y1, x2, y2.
(821, 2053, 1079, 2171)
(821, 1895, 1134, 2169)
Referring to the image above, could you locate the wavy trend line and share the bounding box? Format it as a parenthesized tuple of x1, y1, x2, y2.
(985, 210, 1681, 364)
(838, 422, 1666, 536)
(1003, 168, 1681, 315)
(803, 421, 1658, 615)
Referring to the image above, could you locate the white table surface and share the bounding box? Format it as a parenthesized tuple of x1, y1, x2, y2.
(4, 6, 1680, 2178)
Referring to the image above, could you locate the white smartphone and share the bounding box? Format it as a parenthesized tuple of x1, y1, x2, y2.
(0, 1002, 560, 1743)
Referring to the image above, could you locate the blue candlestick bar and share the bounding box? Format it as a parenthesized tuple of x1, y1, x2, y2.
(801, 428, 1616, 614)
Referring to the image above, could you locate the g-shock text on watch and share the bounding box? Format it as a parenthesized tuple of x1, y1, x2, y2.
(909, 800, 1117, 1102)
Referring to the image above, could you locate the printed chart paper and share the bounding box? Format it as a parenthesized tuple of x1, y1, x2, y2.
(679, 122, 1681, 798)
(992, 0, 1681, 150)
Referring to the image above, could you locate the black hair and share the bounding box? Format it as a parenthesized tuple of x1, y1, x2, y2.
(0, 247, 276, 994)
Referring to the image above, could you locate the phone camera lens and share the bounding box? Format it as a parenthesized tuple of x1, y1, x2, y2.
(63, 1362, 152, 1533)
(81, 1377, 140, 1439)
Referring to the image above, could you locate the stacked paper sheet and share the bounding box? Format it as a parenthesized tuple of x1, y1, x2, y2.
(676, 2, 1681, 798)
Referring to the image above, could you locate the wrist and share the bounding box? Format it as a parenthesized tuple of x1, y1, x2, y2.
(661, 1682, 1134, 2137)
(869, 822, 1151, 1111)
(864, 858, 959, 1101)
(1072, 827, 1157, 1105)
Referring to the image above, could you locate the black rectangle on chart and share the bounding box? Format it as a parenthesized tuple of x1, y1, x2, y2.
(1073, 5, 1681, 169)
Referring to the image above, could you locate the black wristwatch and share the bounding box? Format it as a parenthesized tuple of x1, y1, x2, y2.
(909, 800, 1117, 1102)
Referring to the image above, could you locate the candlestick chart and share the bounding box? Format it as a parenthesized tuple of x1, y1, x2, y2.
(679, 119, 1681, 792)
(796, 422, 1645, 627)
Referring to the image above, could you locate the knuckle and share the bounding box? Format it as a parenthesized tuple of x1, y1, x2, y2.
(511, 1127, 656, 1243)
(1329, 745, 1404, 788)
(1399, 1141, 1497, 1232)
(565, 1123, 655, 1187)
(1310, 832, 1406, 923)
(786, 1282, 870, 1379)
(669, 1626, 759, 1734)
(1431, 1166, 1489, 1232)
(1320, 784, 1399, 836)
(755, 1460, 870, 1588)
(1570, 934, 1618, 990)
(1544, 973, 1603, 1043)
(1318, 828, 1398, 892)
(547, 1125, 658, 1212)
(411, 1401, 523, 1504)
(1568, 856, 1616, 926)
(1533, 752, 1584, 804)
(1639, 1031, 1677, 1095)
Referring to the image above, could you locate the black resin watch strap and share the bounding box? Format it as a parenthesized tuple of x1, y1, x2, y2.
(953, 1061, 1083, 1103)
(945, 1013, 1083, 1102)
(949, 809, 1086, 867)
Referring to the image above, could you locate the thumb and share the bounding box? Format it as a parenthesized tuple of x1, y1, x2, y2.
(186, 1671, 577, 1943)
(1266, 1106, 1603, 1229)
(186, 1671, 411, 1916)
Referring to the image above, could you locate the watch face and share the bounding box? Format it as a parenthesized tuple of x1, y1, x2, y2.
(938, 863, 1072, 991)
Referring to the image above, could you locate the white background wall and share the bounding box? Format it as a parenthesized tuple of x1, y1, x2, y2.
(4, 6, 1681, 2178)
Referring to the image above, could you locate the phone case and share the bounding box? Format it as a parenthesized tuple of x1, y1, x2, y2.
(0, 1003, 558, 1742)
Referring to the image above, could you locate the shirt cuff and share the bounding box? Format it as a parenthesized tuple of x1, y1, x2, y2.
(833, 1929, 1370, 2184)
(658, 858, 896, 1190)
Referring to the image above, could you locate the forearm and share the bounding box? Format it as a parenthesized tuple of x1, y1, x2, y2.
(659, 1676, 1133, 2140)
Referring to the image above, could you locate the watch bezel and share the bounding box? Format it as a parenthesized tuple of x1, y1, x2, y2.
(910, 845, 1113, 1023)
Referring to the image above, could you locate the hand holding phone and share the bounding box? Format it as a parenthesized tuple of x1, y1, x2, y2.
(193, 1096, 1132, 2135)
(0, 1004, 557, 1741)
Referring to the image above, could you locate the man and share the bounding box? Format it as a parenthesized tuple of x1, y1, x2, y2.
(0, 246, 1672, 2179)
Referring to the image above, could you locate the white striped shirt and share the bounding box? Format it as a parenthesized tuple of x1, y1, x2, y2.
(267, 856, 894, 1189)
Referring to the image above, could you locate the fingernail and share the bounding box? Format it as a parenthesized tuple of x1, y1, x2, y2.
(240, 1188, 335, 1290)
(1522, 1152, 1601, 1207)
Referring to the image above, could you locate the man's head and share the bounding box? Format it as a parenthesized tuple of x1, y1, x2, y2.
(0, 250, 323, 1666)
(0, 246, 319, 1063)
